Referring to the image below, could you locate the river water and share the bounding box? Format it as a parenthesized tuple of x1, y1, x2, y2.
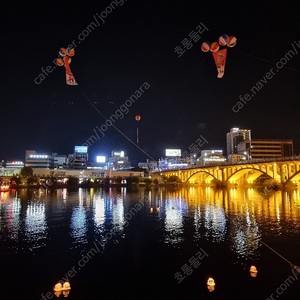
(1, 186, 300, 300)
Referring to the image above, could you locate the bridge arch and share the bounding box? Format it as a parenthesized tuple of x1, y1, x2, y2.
(187, 170, 218, 184)
(226, 167, 272, 184)
(284, 169, 300, 185)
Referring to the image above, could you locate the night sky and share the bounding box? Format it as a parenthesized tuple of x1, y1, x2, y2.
(1, 0, 300, 165)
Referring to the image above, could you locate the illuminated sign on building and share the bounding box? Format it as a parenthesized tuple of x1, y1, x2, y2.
(75, 146, 88, 153)
(113, 151, 124, 157)
(96, 156, 106, 163)
(165, 149, 181, 157)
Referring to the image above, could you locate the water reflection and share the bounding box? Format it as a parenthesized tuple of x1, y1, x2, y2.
(163, 193, 187, 244)
(70, 190, 88, 245)
(203, 204, 226, 243)
(1, 186, 300, 259)
(6, 197, 21, 241)
(25, 200, 48, 248)
(149, 186, 300, 257)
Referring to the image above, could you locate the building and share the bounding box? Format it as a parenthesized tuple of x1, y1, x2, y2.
(200, 150, 223, 157)
(0, 168, 20, 176)
(104, 170, 144, 178)
(226, 128, 251, 155)
(25, 150, 54, 169)
(68, 146, 89, 169)
(197, 150, 226, 166)
(6, 161, 24, 169)
(158, 157, 188, 171)
(108, 151, 130, 170)
(238, 139, 293, 159)
(52, 154, 67, 169)
(68, 153, 87, 169)
(227, 154, 247, 163)
(138, 159, 158, 171)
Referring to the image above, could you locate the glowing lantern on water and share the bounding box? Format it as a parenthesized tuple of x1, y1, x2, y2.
(157, 207, 160, 212)
(150, 207, 153, 213)
(63, 282, 71, 290)
(207, 277, 215, 292)
(54, 283, 62, 291)
(250, 266, 258, 277)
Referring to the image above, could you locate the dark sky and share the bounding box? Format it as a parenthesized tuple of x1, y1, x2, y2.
(1, 0, 300, 165)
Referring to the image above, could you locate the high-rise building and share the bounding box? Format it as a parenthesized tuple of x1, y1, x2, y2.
(226, 128, 251, 155)
(238, 139, 293, 159)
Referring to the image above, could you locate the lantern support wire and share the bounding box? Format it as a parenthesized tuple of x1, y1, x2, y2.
(79, 87, 156, 162)
(260, 241, 295, 267)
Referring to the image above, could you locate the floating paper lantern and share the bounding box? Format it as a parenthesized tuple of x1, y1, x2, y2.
(63, 282, 71, 290)
(54, 283, 62, 292)
(207, 277, 215, 292)
(250, 266, 258, 277)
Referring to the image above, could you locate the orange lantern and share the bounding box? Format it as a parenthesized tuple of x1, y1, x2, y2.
(135, 115, 141, 143)
(250, 266, 258, 277)
(63, 282, 71, 290)
(54, 283, 62, 292)
(207, 277, 215, 292)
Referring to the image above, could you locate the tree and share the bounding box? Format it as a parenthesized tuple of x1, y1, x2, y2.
(130, 166, 149, 177)
(143, 178, 152, 185)
(115, 176, 122, 184)
(126, 176, 140, 185)
(27, 177, 34, 185)
(67, 176, 79, 186)
(20, 166, 33, 183)
(168, 175, 182, 184)
(10, 175, 21, 185)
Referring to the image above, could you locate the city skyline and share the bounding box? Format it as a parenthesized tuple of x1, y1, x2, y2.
(1, 1, 300, 165)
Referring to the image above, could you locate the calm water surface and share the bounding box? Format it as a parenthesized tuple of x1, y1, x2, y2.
(1, 186, 300, 300)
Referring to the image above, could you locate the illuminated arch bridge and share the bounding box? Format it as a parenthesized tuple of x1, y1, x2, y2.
(152, 157, 300, 186)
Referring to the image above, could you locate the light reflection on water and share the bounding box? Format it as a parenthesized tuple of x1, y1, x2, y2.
(1, 186, 300, 259)
(25, 201, 48, 249)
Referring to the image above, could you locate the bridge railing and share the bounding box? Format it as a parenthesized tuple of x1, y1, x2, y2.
(154, 156, 300, 173)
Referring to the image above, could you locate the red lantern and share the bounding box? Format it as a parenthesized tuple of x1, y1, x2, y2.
(135, 115, 141, 121)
